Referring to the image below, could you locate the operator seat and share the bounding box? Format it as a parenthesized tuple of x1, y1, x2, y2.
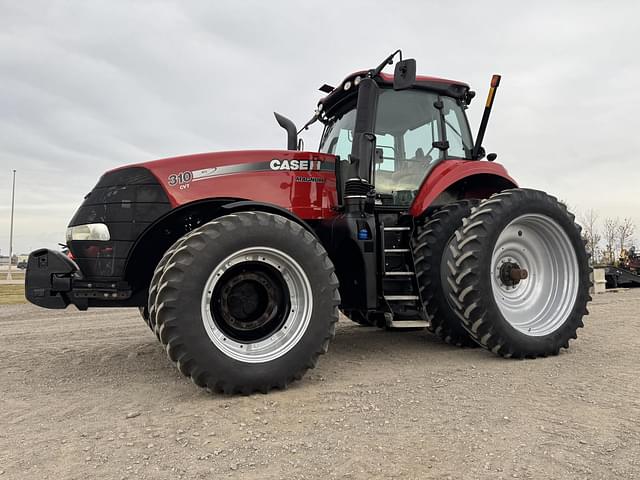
(390, 148, 432, 191)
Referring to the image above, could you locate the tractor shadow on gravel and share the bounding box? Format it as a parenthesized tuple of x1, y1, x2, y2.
(32, 321, 505, 395)
(326, 322, 494, 361)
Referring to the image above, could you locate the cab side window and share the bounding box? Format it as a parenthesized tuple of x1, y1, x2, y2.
(334, 129, 352, 160)
(442, 97, 473, 158)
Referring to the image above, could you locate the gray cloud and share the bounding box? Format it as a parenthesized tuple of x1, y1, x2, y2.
(1, 0, 639, 255)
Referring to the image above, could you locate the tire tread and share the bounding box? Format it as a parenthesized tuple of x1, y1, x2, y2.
(150, 211, 339, 394)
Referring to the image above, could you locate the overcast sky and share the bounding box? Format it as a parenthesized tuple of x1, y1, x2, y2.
(1, 0, 639, 256)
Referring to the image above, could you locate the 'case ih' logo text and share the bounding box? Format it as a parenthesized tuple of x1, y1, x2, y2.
(270, 159, 322, 171)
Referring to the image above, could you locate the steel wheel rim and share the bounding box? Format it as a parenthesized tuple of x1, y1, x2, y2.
(201, 246, 313, 363)
(490, 214, 579, 336)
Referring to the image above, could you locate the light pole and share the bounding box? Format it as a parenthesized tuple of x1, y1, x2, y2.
(7, 169, 16, 281)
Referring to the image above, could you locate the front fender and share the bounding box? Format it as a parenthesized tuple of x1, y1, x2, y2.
(219, 200, 319, 238)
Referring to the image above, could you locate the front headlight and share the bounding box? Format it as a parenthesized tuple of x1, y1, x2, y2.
(66, 223, 111, 242)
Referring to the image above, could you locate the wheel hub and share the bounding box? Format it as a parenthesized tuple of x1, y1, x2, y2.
(498, 261, 529, 287)
(220, 272, 280, 331)
(212, 263, 288, 343)
(201, 247, 313, 363)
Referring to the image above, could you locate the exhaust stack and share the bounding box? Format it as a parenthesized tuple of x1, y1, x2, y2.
(274, 112, 298, 151)
(472, 74, 501, 160)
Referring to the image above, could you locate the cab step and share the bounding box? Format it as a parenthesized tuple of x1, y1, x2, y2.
(383, 226, 411, 231)
(386, 319, 431, 329)
(379, 215, 429, 328)
(384, 295, 420, 301)
(384, 271, 415, 276)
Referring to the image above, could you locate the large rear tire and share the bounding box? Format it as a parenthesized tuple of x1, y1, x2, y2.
(448, 189, 591, 358)
(412, 200, 479, 347)
(153, 211, 340, 394)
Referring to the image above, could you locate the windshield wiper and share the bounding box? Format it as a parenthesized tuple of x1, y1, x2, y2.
(444, 118, 461, 138)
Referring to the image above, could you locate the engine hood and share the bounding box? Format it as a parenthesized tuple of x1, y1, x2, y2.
(110, 149, 338, 208)
(67, 149, 338, 280)
(117, 149, 332, 177)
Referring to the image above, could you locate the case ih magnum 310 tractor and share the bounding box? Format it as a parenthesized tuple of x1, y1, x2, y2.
(26, 52, 590, 394)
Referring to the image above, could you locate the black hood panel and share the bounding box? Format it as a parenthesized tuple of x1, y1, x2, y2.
(68, 167, 172, 280)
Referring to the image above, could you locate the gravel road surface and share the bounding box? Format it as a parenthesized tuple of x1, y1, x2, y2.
(1, 290, 639, 479)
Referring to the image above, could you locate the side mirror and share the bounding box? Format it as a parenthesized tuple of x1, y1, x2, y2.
(393, 59, 416, 90)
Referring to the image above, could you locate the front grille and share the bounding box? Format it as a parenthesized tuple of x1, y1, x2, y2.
(68, 167, 172, 279)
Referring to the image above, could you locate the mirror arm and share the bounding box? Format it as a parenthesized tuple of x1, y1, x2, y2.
(369, 50, 402, 78)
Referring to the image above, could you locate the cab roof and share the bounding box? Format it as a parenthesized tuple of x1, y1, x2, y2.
(318, 70, 472, 123)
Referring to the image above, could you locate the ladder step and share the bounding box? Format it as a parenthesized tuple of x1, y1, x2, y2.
(384, 248, 410, 253)
(383, 226, 411, 231)
(384, 295, 420, 301)
(384, 271, 415, 276)
(387, 319, 431, 329)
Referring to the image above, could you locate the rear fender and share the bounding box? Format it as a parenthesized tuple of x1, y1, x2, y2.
(409, 160, 517, 217)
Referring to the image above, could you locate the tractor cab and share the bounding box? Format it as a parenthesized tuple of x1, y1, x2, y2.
(318, 73, 475, 206)
(273, 50, 504, 214)
(294, 52, 512, 328)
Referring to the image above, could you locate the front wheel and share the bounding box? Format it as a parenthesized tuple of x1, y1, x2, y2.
(448, 189, 591, 358)
(153, 211, 340, 394)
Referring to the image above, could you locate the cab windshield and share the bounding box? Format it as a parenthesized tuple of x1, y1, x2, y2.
(319, 89, 473, 205)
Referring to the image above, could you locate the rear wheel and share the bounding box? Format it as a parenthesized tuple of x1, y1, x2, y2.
(448, 189, 591, 358)
(153, 211, 340, 394)
(412, 200, 479, 347)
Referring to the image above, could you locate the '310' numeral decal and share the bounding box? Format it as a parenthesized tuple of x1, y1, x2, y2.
(168, 171, 193, 186)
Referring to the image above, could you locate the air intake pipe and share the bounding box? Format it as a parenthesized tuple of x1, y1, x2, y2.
(340, 78, 379, 213)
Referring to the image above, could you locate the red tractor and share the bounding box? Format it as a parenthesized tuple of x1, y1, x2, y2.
(26, 52, 591, 393)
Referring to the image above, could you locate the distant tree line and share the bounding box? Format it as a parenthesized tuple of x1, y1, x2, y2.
(578, 210, 636, 265)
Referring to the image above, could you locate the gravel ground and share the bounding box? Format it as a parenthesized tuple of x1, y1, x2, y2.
(1, 289, 639, 479)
